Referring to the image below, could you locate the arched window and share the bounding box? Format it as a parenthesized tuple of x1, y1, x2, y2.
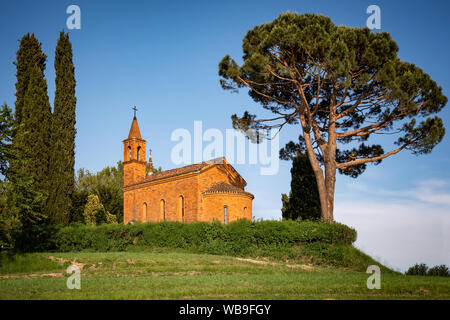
(128, 146, 132, 161)
(137, 147, 141, 161)
(224, 206, 228, 224)
(143, 202, 148, 221)
(160, 199, 165, 221)
(178, 196, 184, 222)
(243, 207, 247, 216)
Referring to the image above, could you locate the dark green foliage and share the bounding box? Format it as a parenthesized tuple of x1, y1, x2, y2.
(0, 103, 45, 250)
(13, 33, 47, 125)
(13, 64, 52, 194)
(69, 189, 89, 224)
(279, 136, 306, 161)
(47, 31, 77, 225)
(11, 33, 51, 200)
(219, 12, 447, 221)
(0, 183, 21, 249)
(281, 154, 321, 220)
(53, 219, 357, 253)
(7, 60, 51, 250)
(406, 263, 450, 277)
(74, 161, 124, 223)
(219, 14, 447, 166)
(427, 265, 450, 277)
(3, 33, 53, 250)
(3, 32, 78, 249)
(0, 104, 15, 247)
(0, 104, 14, 178)
(0, 130, 48, 251)
(95, 184, 122, 223)
(406, 263, 429, 276)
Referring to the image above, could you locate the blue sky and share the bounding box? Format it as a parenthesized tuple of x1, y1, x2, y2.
(0, 0, 449, 271)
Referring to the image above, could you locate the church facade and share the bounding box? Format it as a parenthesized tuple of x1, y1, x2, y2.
(123, 116, 254, 224)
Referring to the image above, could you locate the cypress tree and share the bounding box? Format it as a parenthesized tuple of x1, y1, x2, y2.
(0, 103, 47, 250)
(281, 154, 321, 221)
(11, 34, 49, 181)
(14, 63, 52, 196)
(0, 103, 14, 177)
(4, 62, 51, 251)
(47, 32, 77, 225)
(13, 33, 47, 125)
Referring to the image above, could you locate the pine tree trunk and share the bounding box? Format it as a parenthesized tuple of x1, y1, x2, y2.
(324, 161, 336, 223)
(324, 109, 338, 223)
(301, 125, 330, 222)
(300, 111, 338, 223)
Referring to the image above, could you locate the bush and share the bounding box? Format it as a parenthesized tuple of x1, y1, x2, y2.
(427, 265, 450, 277)
(52, 219, 356, 253)
(281, 154, 321, 221)
(406, 263, 429, 276)
(82, 194, 117, 226)
(406, 263, 450, 277)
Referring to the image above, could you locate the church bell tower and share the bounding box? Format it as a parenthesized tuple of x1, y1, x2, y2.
(123, 107, 146, 186)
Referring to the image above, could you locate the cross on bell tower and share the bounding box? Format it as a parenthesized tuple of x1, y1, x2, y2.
(132, 106, 138, 118)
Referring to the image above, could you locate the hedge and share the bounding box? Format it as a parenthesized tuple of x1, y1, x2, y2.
(53, 219, 357, 254)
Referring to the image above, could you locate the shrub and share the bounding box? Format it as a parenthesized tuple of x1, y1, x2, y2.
(83, 194, 117, 225)
(427, 264, 450, 277)
(406, 263, 450, 277)
(83, 195, 103, 225)
(52, 219, 356, 253)
(406, 263, 429, 276)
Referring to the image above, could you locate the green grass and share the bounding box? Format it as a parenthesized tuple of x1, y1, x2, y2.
(1, 250, 449, 299)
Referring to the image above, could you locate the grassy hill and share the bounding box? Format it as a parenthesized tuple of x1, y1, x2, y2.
(1, 250, 449, 299)
(1, 220, 449, 299)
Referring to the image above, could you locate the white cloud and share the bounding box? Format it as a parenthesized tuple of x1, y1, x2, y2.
(377, 178, 450, 207)
(335, 179, 450, 272)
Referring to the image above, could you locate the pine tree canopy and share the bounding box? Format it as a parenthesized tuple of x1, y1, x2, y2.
(218, 12, 447, 222)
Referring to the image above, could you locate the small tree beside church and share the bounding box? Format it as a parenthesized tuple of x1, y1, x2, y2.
(83, 194, 117, 225)
(83, 195, 101, 225)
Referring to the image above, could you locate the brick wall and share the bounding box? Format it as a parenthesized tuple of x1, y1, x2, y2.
(124, 172, 199, 224)
(123, 160, 146, 187)
(201, 193, 253, 223)
(123, 162, 253, 224)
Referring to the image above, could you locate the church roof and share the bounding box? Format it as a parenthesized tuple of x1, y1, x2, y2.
(144, 161, 211, 182)
(127, 116, 142, 139)
(202, 182, 254, 198)
(129, 158, 222, 186)
(125, 157, 247, 188)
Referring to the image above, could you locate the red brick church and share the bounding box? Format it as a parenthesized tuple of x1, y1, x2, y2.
(122, 115, 254, 224)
